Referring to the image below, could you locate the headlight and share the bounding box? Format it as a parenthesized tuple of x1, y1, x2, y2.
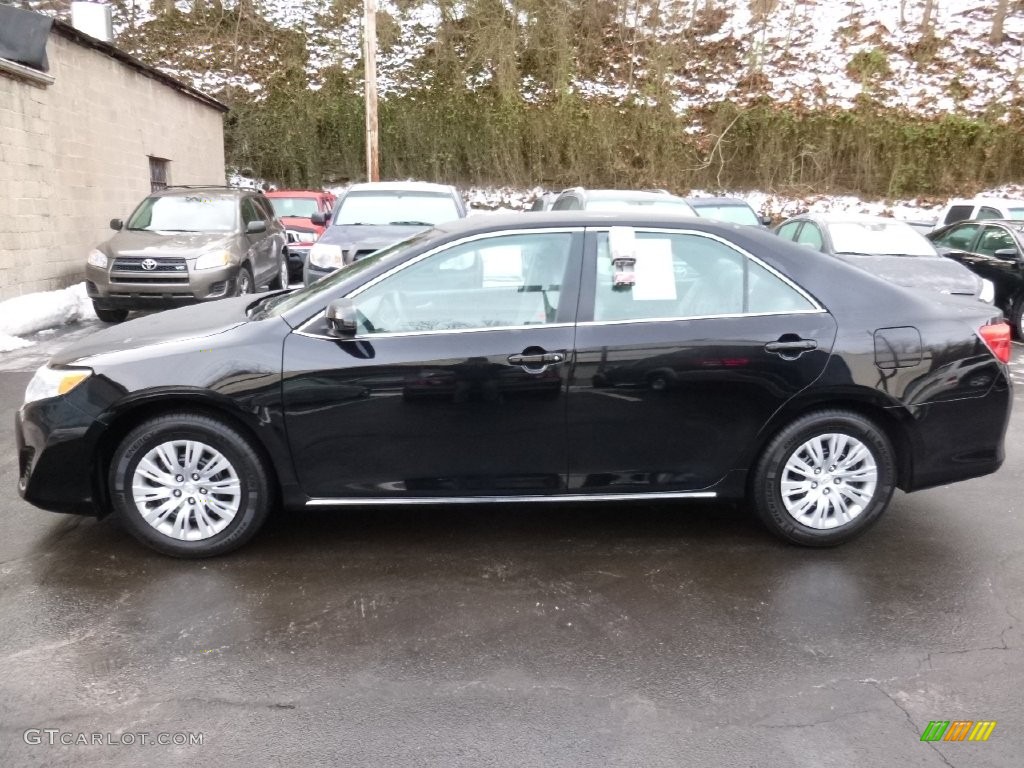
(24, 366, 92, 406)
(979, 278, 995, 304)
(194, 249, 232, 270)
(87, 249, 108, 268)
(309, 243, 344, 270)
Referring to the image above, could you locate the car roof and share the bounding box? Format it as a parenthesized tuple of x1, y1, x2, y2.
(946, 197, 1024, 206)
(582, 189, 686, 202)
(152, 186, 249, 198)
(685, 197, 752, 207)
(798, 213, 917, 226)
(264, 189, 330, 198)
(345, 181, 457, 194)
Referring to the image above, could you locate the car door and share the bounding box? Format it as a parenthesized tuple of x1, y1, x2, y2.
(971, 224, 1024, 302)
(567, 227, 837, 494)
(253, 196, 282, 283)
(241, 198, 270, 282)
(282, 228, 584, 499)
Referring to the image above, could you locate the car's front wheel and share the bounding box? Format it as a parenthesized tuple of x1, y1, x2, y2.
(235, 265, 254, 296)
(93, 304, 128, 323)
(751, 410, 896, 546)
(269, 253, 289, 291)
(108, 412, 272, 557)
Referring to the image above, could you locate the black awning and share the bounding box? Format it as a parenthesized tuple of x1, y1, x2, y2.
(0, 5, 53, 72)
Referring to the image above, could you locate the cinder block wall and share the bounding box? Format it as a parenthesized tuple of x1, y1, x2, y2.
(0, 33, 225, 300)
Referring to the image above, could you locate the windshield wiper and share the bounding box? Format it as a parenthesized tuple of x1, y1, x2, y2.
(389, 220, 434, 226)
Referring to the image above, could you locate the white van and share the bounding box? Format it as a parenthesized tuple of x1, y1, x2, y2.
(932, 197, 1024, 230)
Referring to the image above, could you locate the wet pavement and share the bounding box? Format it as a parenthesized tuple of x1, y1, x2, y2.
(1, 325, 1023, 767)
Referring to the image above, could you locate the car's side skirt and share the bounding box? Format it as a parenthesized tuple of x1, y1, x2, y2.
(306, 491, 717, 506)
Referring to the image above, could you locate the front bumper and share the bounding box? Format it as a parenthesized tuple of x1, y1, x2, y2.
(87, 262, 237, 310)
(303, 260, 335, 286)
(16, 393, 103, 516)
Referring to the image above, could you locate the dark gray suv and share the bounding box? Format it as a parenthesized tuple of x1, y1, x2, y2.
(86, 186, 288, 323)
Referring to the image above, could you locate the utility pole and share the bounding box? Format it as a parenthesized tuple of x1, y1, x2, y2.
(363, 0, 380, 182)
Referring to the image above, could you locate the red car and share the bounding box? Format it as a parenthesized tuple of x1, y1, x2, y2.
(264, 190, 336, 281)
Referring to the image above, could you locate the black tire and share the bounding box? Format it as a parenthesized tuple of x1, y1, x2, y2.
(751, 409, 896, 547)
(235, 265, 254, 296)
(269, 252, 289, 291)
(108, 412, 272, 558)
(94, 304, 129, 323)
(1009, 294, 1024, 341)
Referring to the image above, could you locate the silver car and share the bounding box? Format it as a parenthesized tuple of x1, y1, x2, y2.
(86, 186, 288, 323)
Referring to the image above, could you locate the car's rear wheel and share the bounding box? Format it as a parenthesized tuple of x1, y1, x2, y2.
(235, 265, 254, 296)
(269, 253, 289, 290)
(1009, 294, 1024, 340)
(751, 410, 896, 546)
(94, 305, 128, 323)
(108, 412, 272, 557)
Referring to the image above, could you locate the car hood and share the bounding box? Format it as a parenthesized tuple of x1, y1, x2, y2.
(836, 253, 981, 295)
(279, 216, 320, 234)
(317, 223, 430, 251)
(105, 230, 236, 259)
(50, 295, 256, 366)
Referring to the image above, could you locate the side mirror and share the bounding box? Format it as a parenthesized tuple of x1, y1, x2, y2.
(246, 220, 267, 234)
(110, 218, 123, 231)
(311, 212, 328, 226)
(760, 215, 772, 226)
(993, 248, 1019, 261)
(325, 298, 358, 338)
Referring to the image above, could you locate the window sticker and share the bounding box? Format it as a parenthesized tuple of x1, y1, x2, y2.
(632, 239, 677, 301)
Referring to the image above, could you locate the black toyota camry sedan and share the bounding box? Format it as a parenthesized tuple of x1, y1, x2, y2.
(17, 213, 1013, 557)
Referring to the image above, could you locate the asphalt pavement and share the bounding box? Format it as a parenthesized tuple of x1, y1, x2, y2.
(1, 323, 1023, 767)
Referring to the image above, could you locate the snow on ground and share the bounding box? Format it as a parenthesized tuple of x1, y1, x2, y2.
(0, 283, 97, 350)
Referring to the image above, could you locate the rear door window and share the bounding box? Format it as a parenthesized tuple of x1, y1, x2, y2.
(776, 221, 801, 240)
(796, 223, 824, 250)
(933, 223, 980, 252)
(978, 206, 1002, 220)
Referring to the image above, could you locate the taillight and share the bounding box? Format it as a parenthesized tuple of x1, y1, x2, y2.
(979, 321, 1012, 364)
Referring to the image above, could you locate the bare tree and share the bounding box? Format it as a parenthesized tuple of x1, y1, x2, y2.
(920, 0, 936, 36)
(992, 0, 1010, 44)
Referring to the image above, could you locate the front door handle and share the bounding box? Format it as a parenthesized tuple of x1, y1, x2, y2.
(507, 352, 565, 366)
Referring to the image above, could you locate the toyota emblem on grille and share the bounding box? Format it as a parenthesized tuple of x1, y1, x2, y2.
(141, 259, 158, 271)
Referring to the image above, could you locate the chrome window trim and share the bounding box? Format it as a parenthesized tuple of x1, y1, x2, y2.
(588, 225, 826, 313)
(294, 322, 576, 341)
(296, 226, 584, 337)
(307, 490, 717, 506)
(576, 308, 826, 329)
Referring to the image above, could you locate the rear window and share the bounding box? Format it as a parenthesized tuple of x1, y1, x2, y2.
(127, 195, 237, 233)
(691, 203, 759, 226)
(269, 197, 319, 218)
(334, 192, 460, 226)
(586, 198, 696, 214)
(943, 205, 975, 225)
(829, 220, 936, 257)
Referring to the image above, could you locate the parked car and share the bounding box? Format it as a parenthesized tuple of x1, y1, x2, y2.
(773, 213, 994, 303)
(931, 197, 1024, 230)
(305, 181, 467, 285)
(928, 218, 1024, 338)
(551, 188, 698, 215)
(264, 189, 336, 282)
(528, 192, 559, 212)
(19, 212, 1011, 557)
(86, 186, 288, 323)
(685, 196, 772, 227)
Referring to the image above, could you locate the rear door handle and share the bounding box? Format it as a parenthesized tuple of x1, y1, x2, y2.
(765, 339, 817, 355)
(507, 352, 565, 366)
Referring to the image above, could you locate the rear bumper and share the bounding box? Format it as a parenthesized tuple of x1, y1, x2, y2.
(901, 370, 1013, 492)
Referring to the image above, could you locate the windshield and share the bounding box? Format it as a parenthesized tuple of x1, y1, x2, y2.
(829, 220, 937, 256)
(692, 203, 759, 226)
(127, 195, 237, 233)
(587, 198, 696, 214)
(257, 231, 435, 318)
(333, 191, 460, 226)
(1007, 208, 1024, 220)
(268, 197, 319, 218)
